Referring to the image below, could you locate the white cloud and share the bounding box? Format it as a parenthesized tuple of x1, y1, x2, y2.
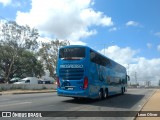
(157, 44, 160, 51)
(126, 21, 139, 27)
(69, 40, 86, 45)
(155, 32, 160, 37)
(99, 45, 160, 86)
(16, 0, 113, 44)
(0, 0, 22, 7)
(108, 27, 117, 32)
(37, 37, 51, 44)
(11, 1, 22, 8)
(130, 58, 160, 85)
(99, 45, 137, 65)
(68, 29, 97, 42)
(0, 0, 11, 6)
(37, 36, 87, 45)
(146, 43, 152, 49)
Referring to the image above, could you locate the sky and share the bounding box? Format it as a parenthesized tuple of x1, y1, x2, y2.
(0, 0, 160, 86)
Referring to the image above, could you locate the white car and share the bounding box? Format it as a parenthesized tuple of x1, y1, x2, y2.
(14, 77, 39, 84)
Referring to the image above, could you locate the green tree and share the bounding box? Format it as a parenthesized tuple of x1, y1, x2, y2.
(0, 21, 40, 82)
(38, 39, 70, 78)
(0, 45, 45, 80)
(11, 50, 45, 78)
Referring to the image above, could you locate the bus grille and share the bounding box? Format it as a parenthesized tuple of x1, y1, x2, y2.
(59, 68, 84, 80)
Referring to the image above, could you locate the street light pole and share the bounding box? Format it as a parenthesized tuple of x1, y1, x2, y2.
(97, 41, 114, 56)
(135, 72, 137, 85)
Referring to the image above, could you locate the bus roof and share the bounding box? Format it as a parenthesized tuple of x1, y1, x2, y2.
(60, 45, 126, 70)
(59, 45, 88, 49)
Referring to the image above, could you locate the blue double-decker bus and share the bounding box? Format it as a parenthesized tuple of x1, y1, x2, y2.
(56, 45, 129, 100)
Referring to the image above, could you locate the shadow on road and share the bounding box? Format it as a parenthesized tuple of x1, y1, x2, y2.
(62, 93, 145, 109)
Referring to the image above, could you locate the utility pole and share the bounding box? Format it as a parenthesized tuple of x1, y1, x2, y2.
(97, 44, 108, 55)
(135, 72, 137, 85)
(97, 41, 114, 56)
(127, 64, 130, 85)
(127, 64, 130, 76)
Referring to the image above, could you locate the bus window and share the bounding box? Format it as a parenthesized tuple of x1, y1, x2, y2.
(59, 47, 85, 60)
(90, 50, 111, 67)
(126, 75, 130, 81)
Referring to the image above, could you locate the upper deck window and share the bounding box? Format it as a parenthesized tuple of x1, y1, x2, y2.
(59, 47, 85, 60)
(90, 50, 111, 67)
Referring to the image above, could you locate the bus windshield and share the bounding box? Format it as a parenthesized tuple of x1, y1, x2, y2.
(59, 47, 85, 60)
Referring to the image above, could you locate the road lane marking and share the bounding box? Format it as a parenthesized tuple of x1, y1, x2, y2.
(0, 101, 21, 105)
(0, 102, 32, 107)
(0, 99, 10, 102)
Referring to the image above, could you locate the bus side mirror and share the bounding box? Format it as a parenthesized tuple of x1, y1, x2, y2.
(127, 75, 130, 81)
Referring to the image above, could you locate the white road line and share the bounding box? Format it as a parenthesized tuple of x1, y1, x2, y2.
(0, 101, 20, 105)
(0, 99, 10, 102)
(0, 102, 32, 107)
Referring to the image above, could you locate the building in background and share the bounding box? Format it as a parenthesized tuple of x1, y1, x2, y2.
(145, 80, 151, 87)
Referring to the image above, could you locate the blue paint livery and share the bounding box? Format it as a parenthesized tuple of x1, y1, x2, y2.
(56, 45, 129, 99)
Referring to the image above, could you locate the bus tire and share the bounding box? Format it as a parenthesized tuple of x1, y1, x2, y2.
(104, 89, 108, 98)
(98, 89, 103, 100)
(73, 97, 79, 100)
(121, 87, 124, 94)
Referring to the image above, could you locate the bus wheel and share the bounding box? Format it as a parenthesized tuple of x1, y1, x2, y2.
(121, 87, 124, 94)
(104, 89, 108, 98)
(124, 87, 125, 92)
(73, 97, 79, 100)
(98, 90, 103, 100)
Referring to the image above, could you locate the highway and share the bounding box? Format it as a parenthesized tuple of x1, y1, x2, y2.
(0, 88, 156, 120)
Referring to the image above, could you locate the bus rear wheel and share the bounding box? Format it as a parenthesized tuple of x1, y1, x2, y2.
(104, 89, 108, 98)
(73, 97, 79, 100)
(98, 89, 103, 100)
(121, 87, 124, 94)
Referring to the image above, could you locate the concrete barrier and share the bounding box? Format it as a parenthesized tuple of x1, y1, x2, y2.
(0, 84, 57, 91)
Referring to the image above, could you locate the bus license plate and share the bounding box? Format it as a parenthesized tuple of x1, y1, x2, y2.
(67, 87, 73, 90)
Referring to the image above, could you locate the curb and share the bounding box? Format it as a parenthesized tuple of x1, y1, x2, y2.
(0, 90, 57, 95)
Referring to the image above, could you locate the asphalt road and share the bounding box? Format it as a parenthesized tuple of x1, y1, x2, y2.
(0, 88, 156, 120)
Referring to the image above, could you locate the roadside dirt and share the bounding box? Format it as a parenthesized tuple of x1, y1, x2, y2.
(136, 89, 160, 120)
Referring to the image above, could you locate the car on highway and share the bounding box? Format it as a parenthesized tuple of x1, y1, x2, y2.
(38, 79, 53, 84)
(9, 77, 21, 83)
(14, 77, 39, 84)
